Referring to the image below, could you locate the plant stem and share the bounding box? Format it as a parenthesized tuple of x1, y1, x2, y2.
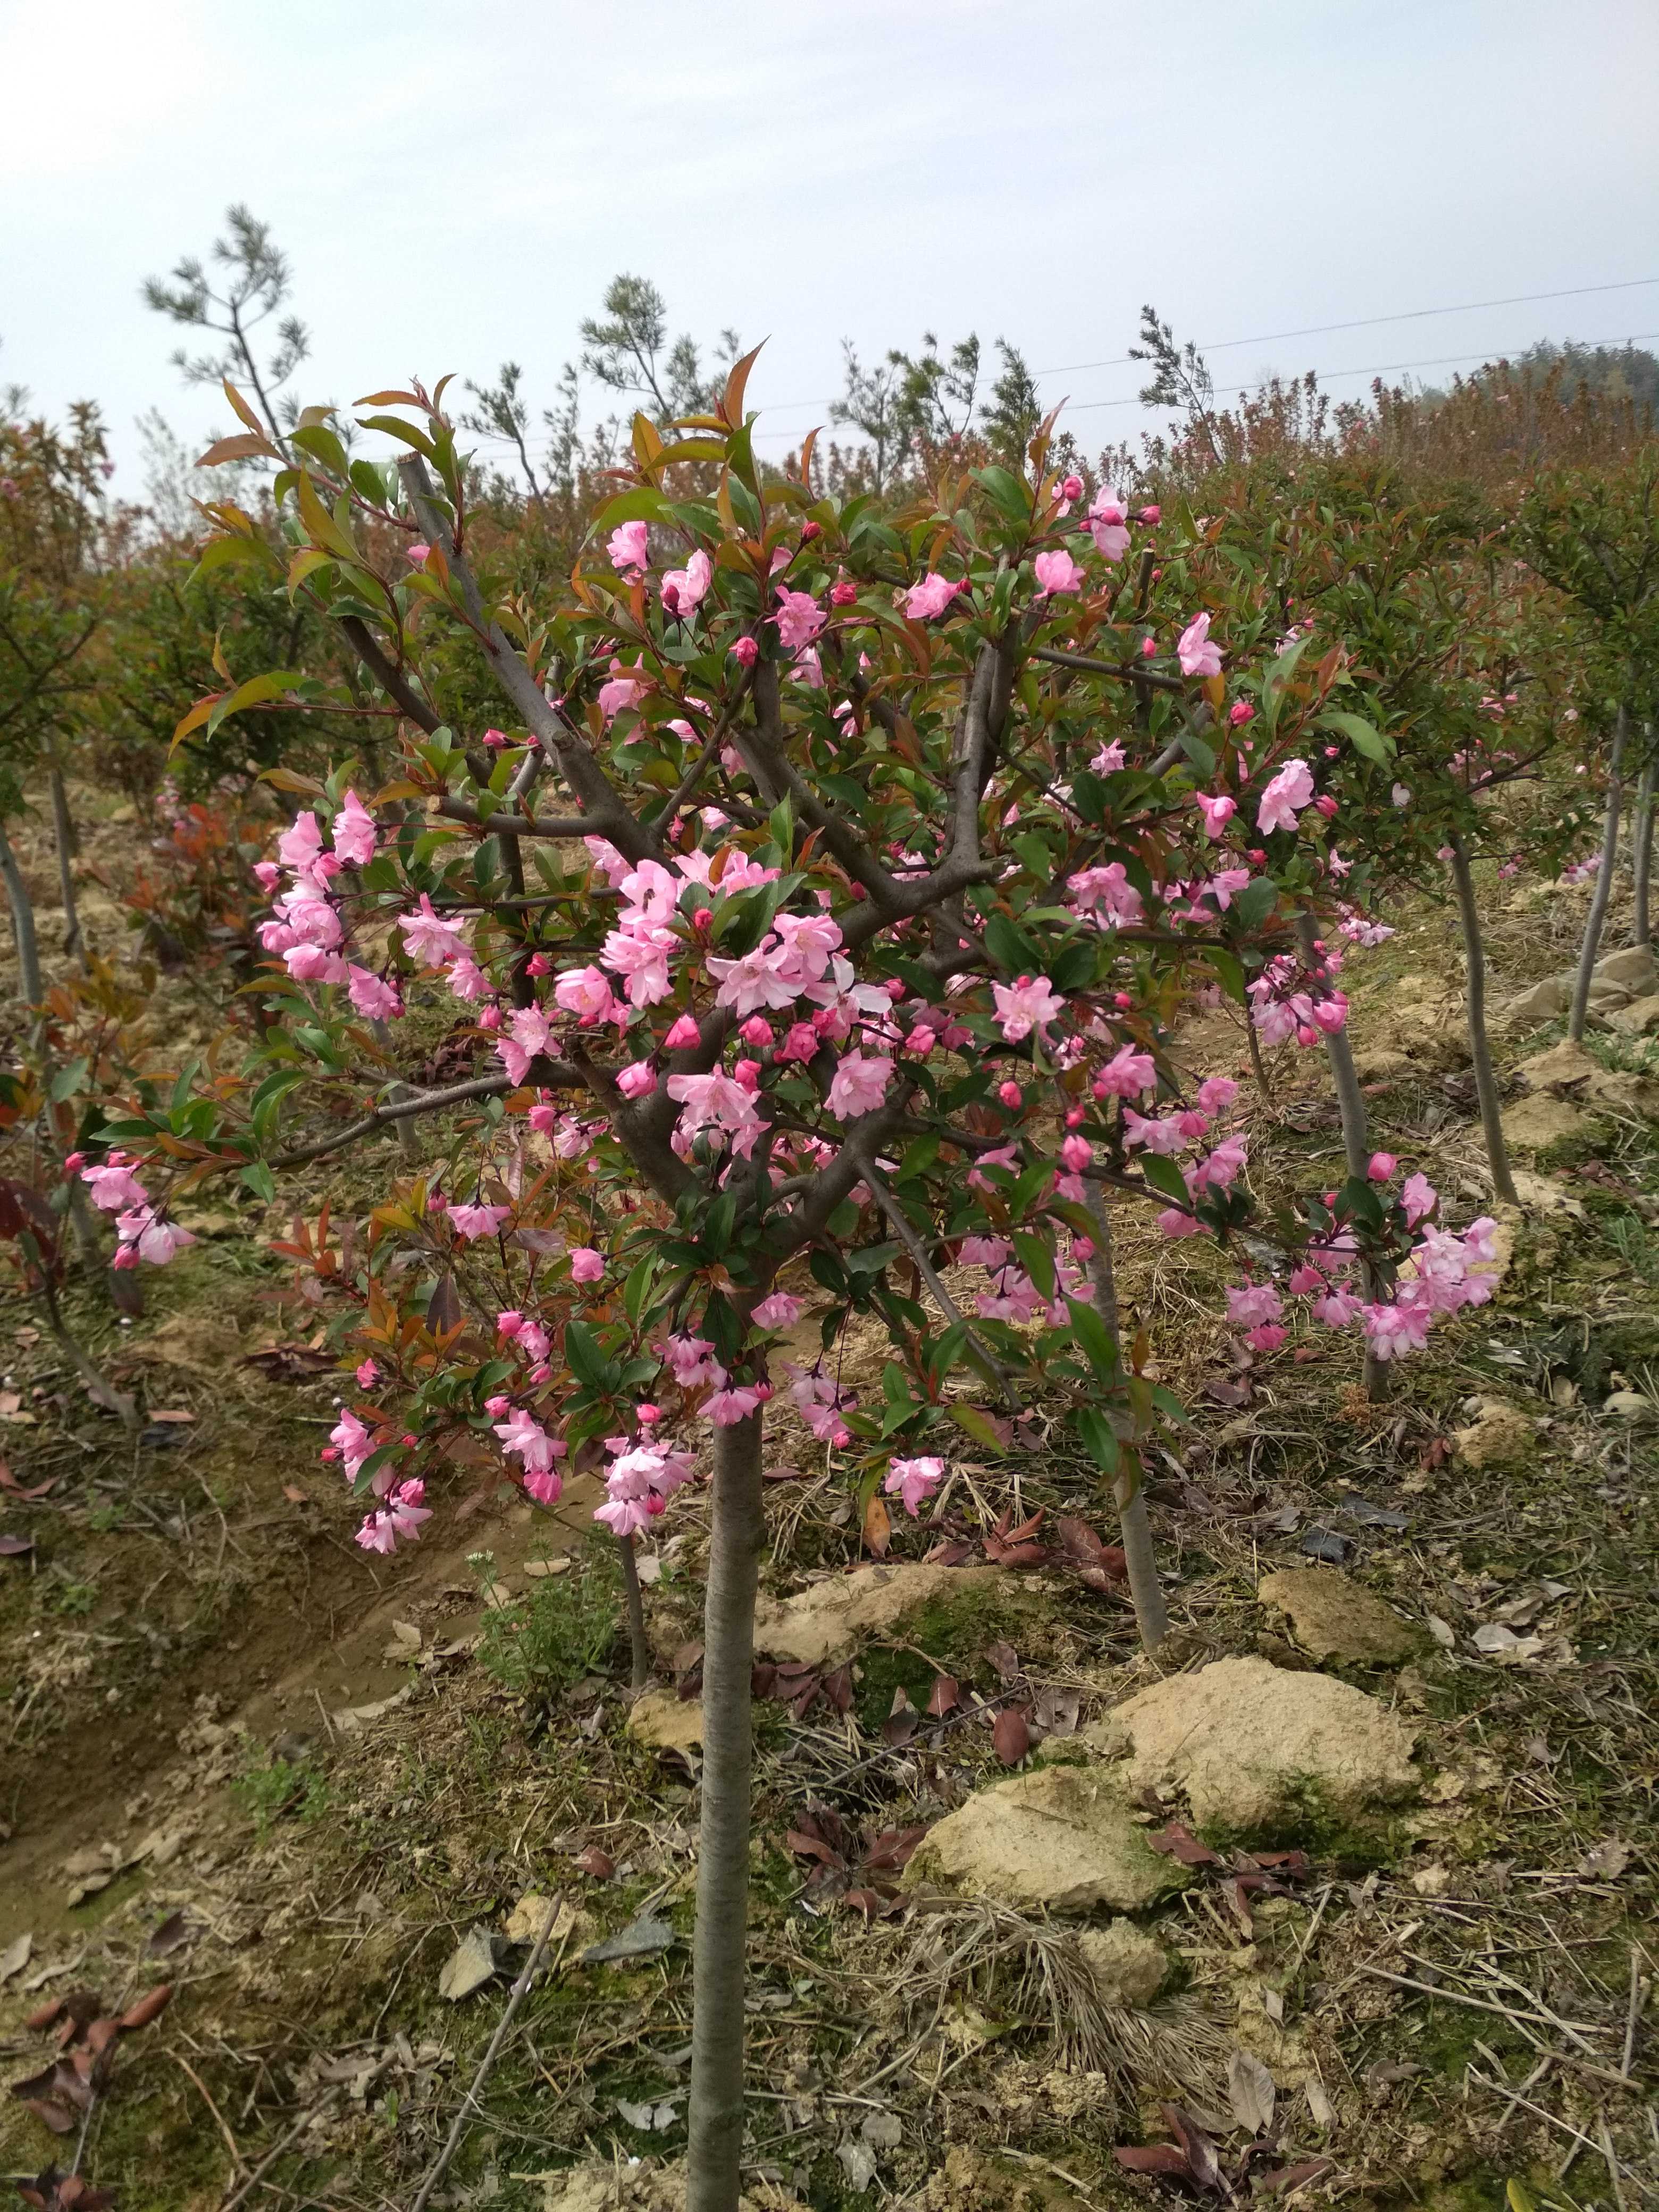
(47, 756, 84, 967)
(1297, 913, 1388, 1400)
(1447, 834, 1519, 1205)
(686, 1408, 765, 2212)
(1632, 749, 1654, 950)
(0, 814, 45, 1016)
(616, 1530, 651, 1689)
(1083, 1187, 1168, 1650)
(1246, 1017, 1277, 1120)
(1569, 702, 1629, 1043)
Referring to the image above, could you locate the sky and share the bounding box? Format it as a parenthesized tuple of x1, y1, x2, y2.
(4, 0, 1657, 499)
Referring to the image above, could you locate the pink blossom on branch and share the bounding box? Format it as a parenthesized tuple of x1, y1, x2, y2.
(1177, 613, 1223, 678)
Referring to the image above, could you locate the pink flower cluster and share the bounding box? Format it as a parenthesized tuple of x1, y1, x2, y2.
(1249, 951, 1348, 1049)
(257, 800, 396, 1013)
(79, 1149, 197, 1269)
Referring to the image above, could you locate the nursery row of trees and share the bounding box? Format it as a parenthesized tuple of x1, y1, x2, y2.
(4, 212, 1659, 2212)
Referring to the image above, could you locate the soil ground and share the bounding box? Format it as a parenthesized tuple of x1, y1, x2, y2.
(1, 795, 1654, 2212)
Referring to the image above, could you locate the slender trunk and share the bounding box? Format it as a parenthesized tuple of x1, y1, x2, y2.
(47, 759, 84, 967)
(39, 1269, 137, 1430)
(1447, 835, 1519, 1206)
(1246, 1017, 1277, 1120)
(0, 815, 45, 1013)
(1083, 1187, 1168, 1650)
(686, 1410, 765, 2212)
(1632, 751, 1654, 950)
(616, 1530, 651, 1689)
(1569, 703, 1629, 1043)
(372, 1018, 422, 1163)
(1297, 915, 1388, 1400)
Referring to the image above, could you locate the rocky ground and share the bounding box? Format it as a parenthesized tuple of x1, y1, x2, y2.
(1, 812, 1655, 2212)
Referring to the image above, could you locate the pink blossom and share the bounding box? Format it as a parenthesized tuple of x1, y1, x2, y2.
(708, 937, 803, 1018)
(1226, 1282, 1283, 1330)
(1087, 487, 1130, 562)
(885, 1455, 945, 1516)
(407, 541, 431, 567)
(1090, 740, 1126, 774)
(82, 1153, 148, 1213)
(597, 660, 648, 723)
(284, 944, 348, 984)
(494, 1405, 562, 1476)
(116, 1209, 197, 1267)
(751, 1292, 802, 1330)
(602, 925, 675, 1007)
(278, 811, 324, 872)
(1229, 701, 1255, 727)
(903, 573, 958, 621)
(1191, 1135, 1248, 1191)
(666, 1069, 766, 1158)
(1390, 783, 1411, 807)
(1177, 613, 1223, 678)
(991, 975, 1065, 1043)
(1196, 1076, 1237, 1115)
(1033, 549, 1085, 597)
(1159, 1207, 1203, 1239)
(707, 1382, 765, 1425)
(774, 590, 824, 651)
(663, 1013, 701, 1050)
(1068, 863, 1143, 926)
(1312, 1288, 1363, 1328)
(1362, 1298, 1432, 1361)
(1194, 792, 1236, 839)
(554, 965, 619, 1024)
(662, 548, 713, 617)
(449, 1202, 510, 1241)
(731, 635, 759, 667)
(332, 789, 378, 867)
(615, 1061, 657, 1100)
(1368, 1151, 1397, 1181)
(569, 1246, 605, 1283)
(1402, 1173, 1438, 1226)
(608, 520, 649, 575)
(1093, 1046, 1157, 1099)
(497, 1311, 524, 1339)
(827, 1051, 893, 1121)
(1256, 759, 1315, 835)
(1123, 1110, 1189, 1155)
(348, 966, 403, 1020)
(330, 1407, 375, 1481)
(399, 893, 466, 968)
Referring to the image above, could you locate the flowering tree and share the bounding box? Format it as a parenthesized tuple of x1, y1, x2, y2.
(103, 367, 1507, 2210)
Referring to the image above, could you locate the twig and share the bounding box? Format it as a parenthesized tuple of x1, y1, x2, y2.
(1622, 1946, 1644, 2079)
(216, 2090, 338, 2212)
(1466, 2068, 1610, 2165)
(408, 1897, 567, 2212)
(1356, 1964, 1598, 2038)
(862, 1164, 1018, 1409)
(170, 2050, 247, 2181)
(1287, 1882, 1335, 1985)
(1598, 2108, 1630, 2212)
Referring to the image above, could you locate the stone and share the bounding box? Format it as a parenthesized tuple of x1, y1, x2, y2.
(1082, 1656, 1419, 1837)
(1610, 997, 1659, 1036)
(1256, 1567, 1422, 1666)
(752, 1562, 1002, 1666)
(1352, 1048, 1412, 1083)
(1504, 971, 1572, 1024)
(1587, 982, 1632, 1013)
(1594, 944, 1657, 993)
(1452, 1399, 1536, 1470)
(438, 1925, 501, 2000)
(903, 1764, 1187, 1914)
(533, 2162, 762, 2212)
(1601, 1390, 1658, 1425)
(625, 1689, 705, 1754)
(1510, 1170, 1586, 1219)
(501, 1892, 576, 1947)
(1500, 1092, 1594, 1154)
(1075, 1920, 1170, 2006)
(1519, 1040, 1659, 1121)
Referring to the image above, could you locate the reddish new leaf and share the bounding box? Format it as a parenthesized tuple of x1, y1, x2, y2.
(1147, 1821, 1222, 1867)
(116, 1984, 172, 2033)
(992, 1706, 1030, 1766)
(573, 1847, 615, 1880)
(1115, 2144, 1195, 2177)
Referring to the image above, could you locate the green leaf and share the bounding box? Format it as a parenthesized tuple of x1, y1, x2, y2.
(949, 1402, 1009, 1452)
(848, 1241, 899, 1277)
(563, 1319, 614, 1393)
(1010, 1231, 1056, 1302)
(1179, 728, 1216, 777)
(1318, 710, 1395, 765)
(984, 912, 1036, 976)
(1138, 1153, 1191, 1208)
(1065, 1296, 1120, 1380)
(972, 465, 1032, 526)
(240, 1161, 277, 1204)
(1228, 877, 1279, 932)
(1074, 1405, 1120, 1475)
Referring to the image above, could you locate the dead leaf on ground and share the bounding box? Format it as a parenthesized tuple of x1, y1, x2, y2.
(1578, 1839, 1632, 1880)
(0, 1464, 55, 1498)
(0, 1932, 31, 1983)
(573, 1847, 615, 1880)
(1227, 2049, 1277, 2135)
(992, 1706, 1030, 1766)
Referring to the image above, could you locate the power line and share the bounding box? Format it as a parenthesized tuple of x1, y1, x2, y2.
(744, 274, 1659, 423)
(743, 328, 1659, 440)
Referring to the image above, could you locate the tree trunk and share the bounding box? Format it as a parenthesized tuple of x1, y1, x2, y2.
(1083, 1187, 1168, 1649)
(1632, 751, 1654, 950)
(47, 758, 85, 967)
(0, 815, 45, 1013)
(1569, 703, 1629, 1043)
(1296, 914, 1388, 1400)
(686, 1410, 765, 2212)
(1447, 835, 1519, 1206)
(616, 1530, 651, 1689)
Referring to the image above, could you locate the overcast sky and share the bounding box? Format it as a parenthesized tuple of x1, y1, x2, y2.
(4, 0, 1656, 497)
